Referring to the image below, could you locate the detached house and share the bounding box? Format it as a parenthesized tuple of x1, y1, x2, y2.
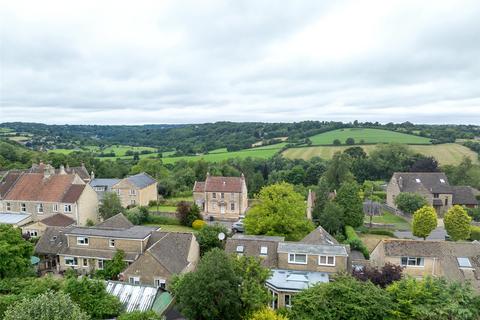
(0, 164, 98, 228)
(371, 239, 480, 291)
(225, 226, 349, 309)
(387, 172, 478, 215)
(193, 173, 248, 220)
(110, 173, 157, 207)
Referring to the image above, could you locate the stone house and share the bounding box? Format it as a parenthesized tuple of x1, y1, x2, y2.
(193, 173, 248, 220)
(122, 231, 200, 288)
(35, 213, 158, 274)
(225, 226, 349, 309)
(370, 239, 480, 291)
(386, 172, 478, 215)
(22, 213, 76, 238)
(0, 165, 98, 226)
(111, 173, 157, 207)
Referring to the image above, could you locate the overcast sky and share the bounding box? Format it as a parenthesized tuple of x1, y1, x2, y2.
(1, 0, 479, 125)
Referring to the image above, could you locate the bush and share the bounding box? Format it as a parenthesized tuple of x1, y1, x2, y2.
(470, 225, 480, 240)
(125, 206, 150, 225)
(148, 200, 160, 207)
(467, 207, 480, 222)
(345, 137, 355, 145)
(344, 226, 369, 259)
(192, 219, 206, 230)
(372, 191, 386, 201)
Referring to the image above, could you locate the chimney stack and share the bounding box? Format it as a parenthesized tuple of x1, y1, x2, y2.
(59, 164, 66, 175)
(43, 164, 55, 180)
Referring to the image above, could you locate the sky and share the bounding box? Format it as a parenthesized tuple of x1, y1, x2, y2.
(1, 0, 479, 125)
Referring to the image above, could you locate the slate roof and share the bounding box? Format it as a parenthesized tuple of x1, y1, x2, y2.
(35, 227, 69, 255)
(147, 232, 194, 274)
(96, 213, 134, 229)
(66, 225, 157, 239)
(225, 234, 284, 268)
(392, 172, 452, 194)
(452, 186, 479, 205)
(3, 173, 85, 203)
(125, 173, 156, 189)
(278, 242, 349, 256)
(39, 213, 76, 227)
(194, 175, 244, 193)
(90, 178, 121, 191)
(59, 246, 139, 261)
(301, 226, 339, 245)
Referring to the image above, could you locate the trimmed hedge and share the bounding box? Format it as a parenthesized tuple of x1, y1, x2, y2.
(367, 229, 395, 237)
(470, 225, 480, 241)
(345, 226, 370, 259)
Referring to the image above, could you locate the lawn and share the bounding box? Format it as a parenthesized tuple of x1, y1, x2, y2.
(164, 195, 193, 202)
(282, 143, 477, 166)
(309, 128, 431, 145)
(49, 145, 158, 158)
(160, 142, 287, 164)
(143, 223, 194, 233)
(148, 205, 177, 212)
(365, 212, 411, 231)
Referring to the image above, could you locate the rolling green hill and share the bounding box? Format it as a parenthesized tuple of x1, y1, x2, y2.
(308, 128, 431, 145)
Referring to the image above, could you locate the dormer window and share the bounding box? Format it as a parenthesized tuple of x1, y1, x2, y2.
(77, 237, 89, 245)
(401, 256, 424, 267)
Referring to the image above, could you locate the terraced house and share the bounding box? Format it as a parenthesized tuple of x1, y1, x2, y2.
(193, 173, 248, 220)
(225, 226, 349, 309)
(0, 164, 98, 229)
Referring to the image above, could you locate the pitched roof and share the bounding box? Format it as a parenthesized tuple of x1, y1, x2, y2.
(194, 175, 245, 193)
(67, 225, 157, 239)
(225, 234, 283, 268)
(96, 213, 134, 229)
(382, 239, 445, 257)
(452, 186, 479, 205)
(147, 232, 194, 274)
(125, 173, 156, 189)
(35, 227, 69, 255)
(3, 173, 85, 203)
(392, 172, 452, 194)
(90, 178, 121, 189)
(0, 171, 23, 198)
(39, 213, 76, 227)
(301, 226, 339, 245)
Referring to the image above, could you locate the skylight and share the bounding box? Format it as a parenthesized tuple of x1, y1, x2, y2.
(415, 178, 421, 183)
(260, 246, 268, 255)
(457, 257, 472, 268)
(236, 245, 244, 253)
(440, 179, 445, 183)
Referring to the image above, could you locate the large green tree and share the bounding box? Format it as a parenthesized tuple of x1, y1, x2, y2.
(99, 192, 124, 220)
(323, 152, 354, 190)
(289, 275, 393, 320)
(318, 201, 345, 235)
(412, 206, 437, 240)
(96, 250, 127, 280)
(335, 181, 364, 228)
(387, 276, 480, 320)
(244, 183, 314, 241)
(63, 277, 123, 319)
(3, 291, 89, 320)
(0, 225, 34, 278)
(394, 192, 428, 215)
(171, 249, 270, 320)
(196, 223, 229, 255)
(444, 205, 472, 241)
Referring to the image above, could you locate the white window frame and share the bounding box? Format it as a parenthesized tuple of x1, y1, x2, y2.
(109, 239, 115, 248)
(288, 253, 307, 265)
(284, 294, 292, 308)
(130, 199, 136, 205)
(21, 203, 26, 212)
(154, 278, 166, 289)
(260, 246, 268, 256)
(6, 202, 11, 211)
(65, 256, 78, 266)
(236, 245, 244, 253)
(129, 189, 137, 196)
(318, 255, 336, 266)
(77, 237, 89, 246)
(37, 203, 44, 214)
(401, 256, 424, 267)
(64, 204, 72, 213)
(129, 276, 140, 285)
(53, 203, 58, 212)
(94, 186, 105, 192)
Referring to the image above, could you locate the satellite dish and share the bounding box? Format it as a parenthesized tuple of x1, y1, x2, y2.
(218, 232, 226, 241)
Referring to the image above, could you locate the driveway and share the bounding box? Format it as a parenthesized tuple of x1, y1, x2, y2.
(394, 219, 446, 240)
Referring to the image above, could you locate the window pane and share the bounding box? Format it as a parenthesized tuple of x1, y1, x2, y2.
(401, 257, 407, 266)
(327, 256, 334, 265)
(296, 254, 306, 263)
(320, 256, 327, 264)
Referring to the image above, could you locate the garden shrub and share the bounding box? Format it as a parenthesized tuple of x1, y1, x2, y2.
(470, 225, 480, 241)
(344, 226, 370, 259)
(192, 220, 206, 230)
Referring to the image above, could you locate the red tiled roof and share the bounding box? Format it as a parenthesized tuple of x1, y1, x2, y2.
(206, 176, 244, 193)
(62, 184, 86, 203)
(4, 173, 84, 203)
(193, 181, 205, 193)
(0, 171, 23, 198)
(40, 213, 76, 227)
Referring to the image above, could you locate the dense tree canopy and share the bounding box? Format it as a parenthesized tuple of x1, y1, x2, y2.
(394, 192, 428, 215)
(412, 206, 438, 240)
(244, 183, 314, 241)
(335, 181, 364, 228)
(444, 205, 472, 241)
(0, 225, 34, 278)
(99, 192, 124, 220)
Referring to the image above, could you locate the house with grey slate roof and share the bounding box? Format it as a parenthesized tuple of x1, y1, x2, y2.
(109, 173, 157, 207)
(225, 226, 350, 309)
(387, 172, 478, 215)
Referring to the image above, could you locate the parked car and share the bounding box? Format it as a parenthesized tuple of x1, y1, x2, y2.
(232, 219, 244, 233)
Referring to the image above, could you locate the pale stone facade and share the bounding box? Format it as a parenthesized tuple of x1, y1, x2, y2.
(111, 173, 157, 207)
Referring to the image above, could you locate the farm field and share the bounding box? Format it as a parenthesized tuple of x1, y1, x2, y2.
(49, 145, 157, 157)
(160, 142, 287, 164)
(282, 143, 478, 166)
(309, 128, 431, 145)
